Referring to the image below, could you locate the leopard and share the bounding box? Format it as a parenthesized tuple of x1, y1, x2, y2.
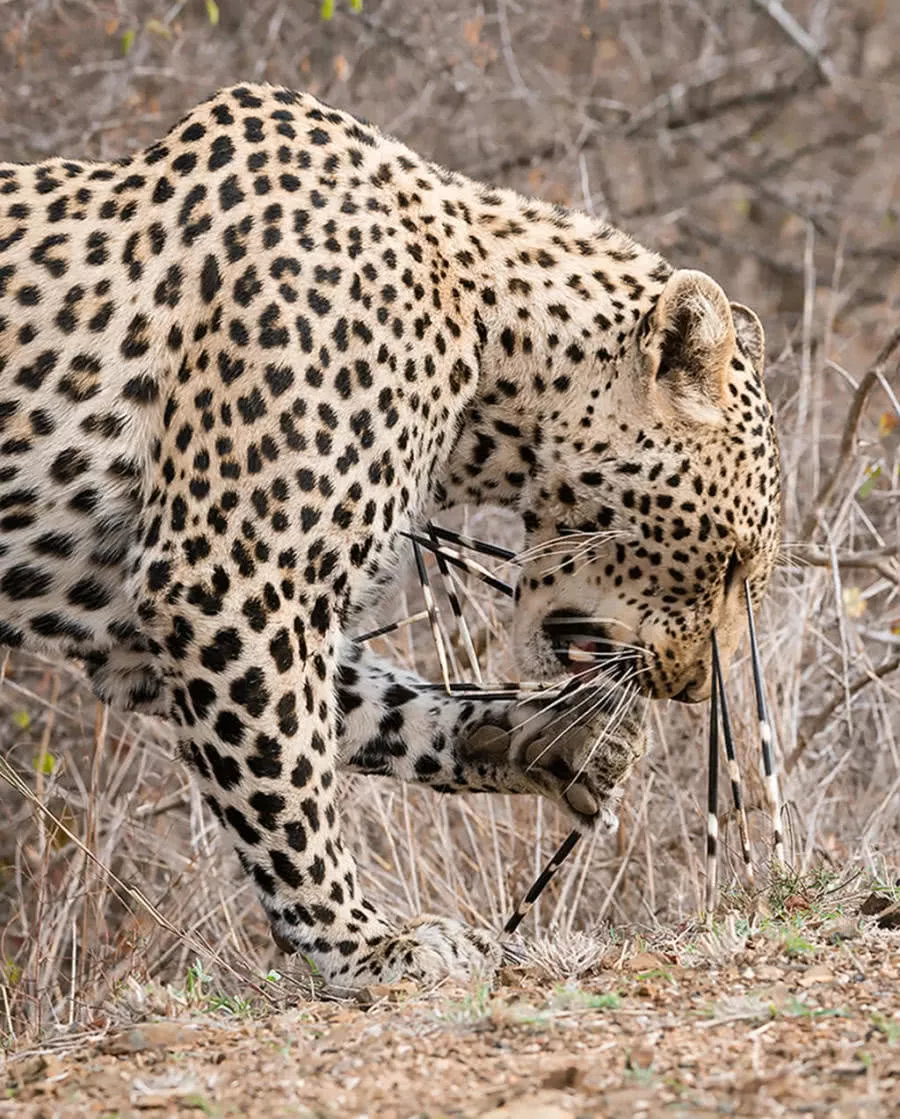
(0, 83, 781, 991)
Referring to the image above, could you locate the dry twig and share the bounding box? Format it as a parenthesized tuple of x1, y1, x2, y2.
(752, 0, 839, 83)
(801, 327, 900, 540)
(785, 657, 900, 774)
(785, 546, 900, 587)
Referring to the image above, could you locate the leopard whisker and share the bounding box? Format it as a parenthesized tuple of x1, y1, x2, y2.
(523, 670, 642, 773)
(572, 549, 630, 578)
(563, 666, 646, 732)
(539, 694, 624, 773)
(523, 686, 614, 769)
(514, 530, 627, 565)
(537, 544, 613, 577)
(562, 681, 643, 794)
(523, 534, 623, 562)
(510, 665, 607, 728)
(522, 665, 638, 746)
(560, 688, 639, 791)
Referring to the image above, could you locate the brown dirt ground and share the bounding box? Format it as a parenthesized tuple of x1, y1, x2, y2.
(4, 924, 899, 1118)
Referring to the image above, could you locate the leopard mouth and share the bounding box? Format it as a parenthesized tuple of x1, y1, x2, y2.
(541, 609, 634, 681)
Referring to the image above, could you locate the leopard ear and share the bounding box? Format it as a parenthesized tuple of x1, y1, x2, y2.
(643, 269, 734, 407)
(730, 302, 765, 373)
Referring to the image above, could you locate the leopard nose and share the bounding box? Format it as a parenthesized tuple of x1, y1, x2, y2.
(671, 675, 712, 703)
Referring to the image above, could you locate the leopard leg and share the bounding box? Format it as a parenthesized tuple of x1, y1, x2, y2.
(153, 593, 501, 992)
(336, 641, 648, 831)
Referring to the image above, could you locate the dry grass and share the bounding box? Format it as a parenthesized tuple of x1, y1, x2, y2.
(0, 0, 898, 1054)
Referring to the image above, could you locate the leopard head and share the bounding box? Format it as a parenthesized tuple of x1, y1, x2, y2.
(512, 269, 782, 701)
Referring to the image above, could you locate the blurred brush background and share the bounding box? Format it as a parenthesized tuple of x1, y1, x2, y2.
(0, 0, 897, 1041)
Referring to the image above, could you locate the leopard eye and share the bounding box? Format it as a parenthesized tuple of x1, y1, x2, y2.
(723, 549, 740, 595)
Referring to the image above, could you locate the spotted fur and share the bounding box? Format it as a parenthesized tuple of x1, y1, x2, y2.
(0, 84, 780, 989)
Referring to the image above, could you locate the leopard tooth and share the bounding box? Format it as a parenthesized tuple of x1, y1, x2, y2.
(567, 643, 594, 663)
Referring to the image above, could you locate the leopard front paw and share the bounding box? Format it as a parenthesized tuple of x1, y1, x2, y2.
(352, 916, 501, 986)
(461, 688, 648, 830)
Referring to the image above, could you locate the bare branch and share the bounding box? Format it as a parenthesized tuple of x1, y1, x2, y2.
(785, 657, 900, 775)
(624, 67, 824, 138)
(801, 327, 900, 540)
(496, 0, 535, 104)
(752, 0, 839, 84)
(784, 546, 900, 587)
